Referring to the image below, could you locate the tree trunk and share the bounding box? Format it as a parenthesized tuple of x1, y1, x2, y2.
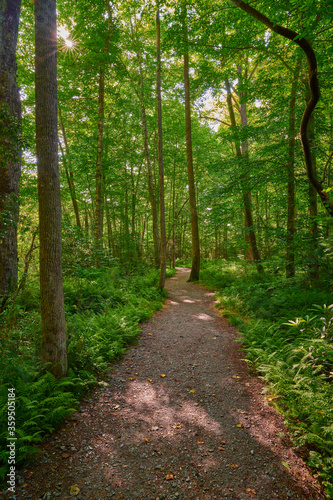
(306, 85, 319, 280)
(184, 48, 200, 281)
(156, 4, 167, 290)
(35, 0, 67, 378)
(286, 63, 300, 278)
(95, 68, 105, 259)
(0, 0, 22, 297)
(137, 53, 160, 269)
(58, 108, 81, 228)
(225, 78, 264, 274)
(95, 5, 113, 262)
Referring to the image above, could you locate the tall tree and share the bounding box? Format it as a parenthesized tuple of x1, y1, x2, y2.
(286, 62, 300, 278)
(0, 0, 22, 297)
(156, 3, 166, 290)
(95, 1, 113, 259)
(225, 79, 264, 274)
(183, 14, 200, 281)
(35, 0, 67, 378)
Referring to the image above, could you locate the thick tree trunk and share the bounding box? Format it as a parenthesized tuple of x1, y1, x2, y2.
(156, 5, 167, 290)
(0, 0, 22, 297)
(184, 50, 200, 281)
(35, 0, 67, 378)
(286, 63, 300, 278)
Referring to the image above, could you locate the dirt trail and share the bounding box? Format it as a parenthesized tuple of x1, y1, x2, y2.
(12, 268, 325, 500)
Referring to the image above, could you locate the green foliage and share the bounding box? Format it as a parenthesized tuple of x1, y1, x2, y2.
(0, 258, 168, 483)
(200, 259, 333, 497)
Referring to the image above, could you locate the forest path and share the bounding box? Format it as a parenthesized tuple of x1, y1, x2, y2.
(16, 268, 324, 500)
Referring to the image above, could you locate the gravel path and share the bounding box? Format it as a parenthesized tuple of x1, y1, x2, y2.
(11, 267, 325, 500)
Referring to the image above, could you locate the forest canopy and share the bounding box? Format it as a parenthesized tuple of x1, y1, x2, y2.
(0, 0, 333, 495)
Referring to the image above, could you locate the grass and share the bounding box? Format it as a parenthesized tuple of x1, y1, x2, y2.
(0, 251, 175, 485)
(199, 258, 333, 498)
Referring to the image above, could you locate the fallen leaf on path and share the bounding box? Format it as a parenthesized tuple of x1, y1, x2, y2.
(147, 333, 153, 336)
(160, 374, 166, 378)
(135, 372, 138, 375)
(166, 474, 174, 480)
(197, 440, 204, 444)
(218, 446, 225, 451)
(282, 460, 290, 470)
(172, 423, 181, 429)
(237, 409, 247, 414)
(212, 337, 217, 339)
(211, 393, 216, 396)
(190, 389, 195, 393)
(246, 488, 256, 496)
(236, 424, 242, 428)
(230, 464, 239, 468)
(128, 377, 134, 381)
(70, 484, 80, 496)
(145, 438, 149, 442)
(151, 426, 159, 431)
(147, 378, 153, 382)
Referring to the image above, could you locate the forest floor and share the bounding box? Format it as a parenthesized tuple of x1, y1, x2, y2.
(8, 268, 326, 500)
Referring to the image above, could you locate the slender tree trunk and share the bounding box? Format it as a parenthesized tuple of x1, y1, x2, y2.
(105, 192, 114, 256)
(286, 63, 300, 278)
(95, 5, 112, 261)
(35, 0, 67, 378)
(137, 54, 160, 269)
(184, 47, 200, 281)
(95, 68, 105, 259)
(156, 4, 167, 290)
(0, 0, 22, 297)
(306, 85, 319, 280)
(225, 79, 264, 274)
(58, 108, 81, 228)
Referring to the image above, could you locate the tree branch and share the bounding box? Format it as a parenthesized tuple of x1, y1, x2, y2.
(230, 0, 333, 217)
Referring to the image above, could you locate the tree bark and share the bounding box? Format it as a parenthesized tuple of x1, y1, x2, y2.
(58, 109, 81, 228)
(286, 63, 300, 278)
(137, 53, 161, 269)
(225, 79, 264, 274)
(95, 2, 113, 261)
(95, 67, 105, 259)
(156, 4, 167, 290)
(184, 46, 200, 281)
(35, 0, 67, 378)
(306, 84, 319, 280)
(0, 0, 22, 297)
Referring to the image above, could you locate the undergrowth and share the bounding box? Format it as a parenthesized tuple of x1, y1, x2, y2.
(0, 256, 174, 484)
(200, 258, 333, 498)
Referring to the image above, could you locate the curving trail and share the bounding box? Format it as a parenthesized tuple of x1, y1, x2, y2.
(14, 268, 325, 500)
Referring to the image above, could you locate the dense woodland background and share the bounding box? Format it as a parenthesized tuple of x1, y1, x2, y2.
(0, 0, 333, 496)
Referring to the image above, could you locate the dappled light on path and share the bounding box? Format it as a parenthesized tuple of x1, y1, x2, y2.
(16, 267, 324, 500)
